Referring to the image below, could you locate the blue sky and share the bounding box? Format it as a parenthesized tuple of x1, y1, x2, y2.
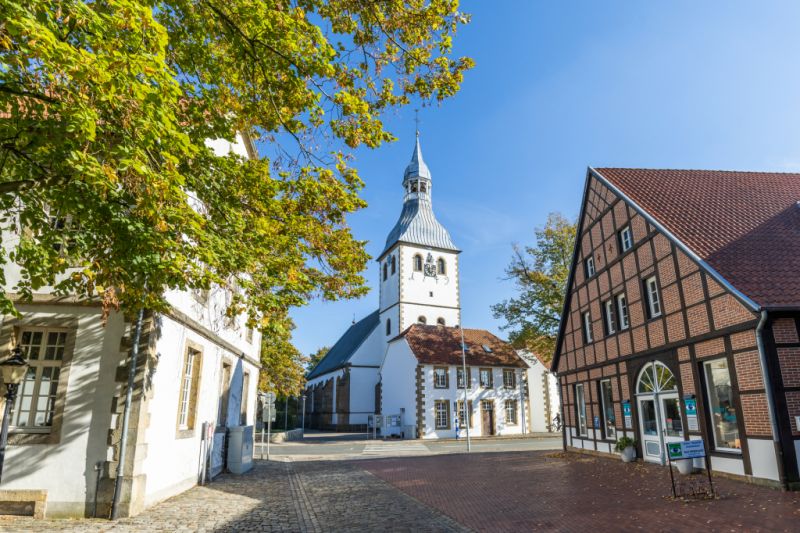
(291, 0, 800, 355)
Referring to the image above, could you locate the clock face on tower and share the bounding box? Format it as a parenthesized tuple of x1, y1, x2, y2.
(423, 253, 437, 278)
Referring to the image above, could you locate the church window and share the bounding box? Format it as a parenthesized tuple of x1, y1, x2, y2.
(413, 254, 423, 272)
(418, 316, 427, 325)
(391, 256, 396, 274)
(382, 262, 388, 281)
(437, 257, 446, 275)
(420, 182, 427, 193)
(437, 317, 445, 326)
(385, 319, 391, 336)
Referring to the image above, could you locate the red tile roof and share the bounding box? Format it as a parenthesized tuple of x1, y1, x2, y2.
(398, 325, 527, 367)
(595, 168, 800, 309)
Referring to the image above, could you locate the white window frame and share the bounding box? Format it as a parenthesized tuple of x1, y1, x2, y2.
(479, 368, 493, 388)
(645, 276, 662, 318)
(456, 400, 472, 428)
(434, 400, 450, 429)
(616, 293, 630, 330)
(503, 369, 516, 389)
(583, 311, 593, 343)
(433, 367, 448, 389)
(585, 256, 595, 277)
(178, 347, 200, 430)
(457, 367, 470, 389)
(619, 226, 633, 252)
(11, 328, 67, 432)
(504, 400, 518, 425)
(575, 384, 588, 437)
(604, 300, 616, 335)
(599, 379, 616, 440)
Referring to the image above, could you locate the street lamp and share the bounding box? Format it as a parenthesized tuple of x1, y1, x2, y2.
(0, 345, 29, 483)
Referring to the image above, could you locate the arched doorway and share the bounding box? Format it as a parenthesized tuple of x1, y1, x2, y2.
(636, 361, 683, 464)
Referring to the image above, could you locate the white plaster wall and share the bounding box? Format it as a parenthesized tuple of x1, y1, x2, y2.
(747, 438, 780, 481)
(378, 305, 401, 342)
(205, 134, 249, 158)
(141, 314, 259, 507)
(421, 365, 524, 439)
(524, 356, 560, 433)
(0, 305, 125, 517)
(379, 340, 418, 431)
(379, 248, 401, 312)
(400, 303, 460, 329)
(348, 367, 380, 424)
(398, 244, 460, 331)
(348, 321, 385, 367)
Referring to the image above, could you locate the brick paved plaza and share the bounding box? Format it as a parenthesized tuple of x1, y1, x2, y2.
(2, 451, 799, 532)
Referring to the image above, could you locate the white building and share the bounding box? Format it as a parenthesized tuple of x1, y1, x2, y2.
(519, 351, 560, 433)
(380, 325, 528, 438)
(305, 133, 552, 438)
(0, 134, 260, 519)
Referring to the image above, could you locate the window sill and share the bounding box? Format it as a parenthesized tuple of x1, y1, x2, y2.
(176, 427, 197, 440)
(8, 431, 58, 445)
(709, 448, 742, 458)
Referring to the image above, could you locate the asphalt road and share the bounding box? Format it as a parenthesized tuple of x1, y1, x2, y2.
(255, 431, 562, 460)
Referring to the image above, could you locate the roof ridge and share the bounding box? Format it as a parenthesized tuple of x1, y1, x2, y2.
(595, 166, 800, 176)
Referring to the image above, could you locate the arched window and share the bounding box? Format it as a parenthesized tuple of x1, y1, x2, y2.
(420, 182, 427, 193)
(391, 256, 396, 274)
(437, 317, 445, 326)
(413, 254, 423, 272)
(636, 361, 677, 394)
(382, 262, 388, 281)
(386, 318, 391, 336)
(418, 316, 427, 325)
(437, 257, 446, 275)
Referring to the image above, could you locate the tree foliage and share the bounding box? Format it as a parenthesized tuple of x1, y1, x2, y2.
(492, 213, 576, 363)
(258, 318, 308, 397)
(307, 345, 329, 375)
(0, 1, 473, 339)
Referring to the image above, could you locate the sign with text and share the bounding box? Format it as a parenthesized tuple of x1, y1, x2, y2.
(667, 439, 706, 460)
(623, 402, 632, 429)
(684, 398, 699, 431)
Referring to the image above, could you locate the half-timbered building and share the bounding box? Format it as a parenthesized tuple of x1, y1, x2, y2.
(553, 168, 800, 488)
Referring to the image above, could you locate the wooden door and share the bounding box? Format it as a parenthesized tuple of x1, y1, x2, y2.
(481, 400, 495, 436)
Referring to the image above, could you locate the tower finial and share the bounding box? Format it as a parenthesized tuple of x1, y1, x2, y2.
(414, 108, 420, 137)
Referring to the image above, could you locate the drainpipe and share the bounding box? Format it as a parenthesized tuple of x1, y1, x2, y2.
(110, 305, 146, 519)
(755, 309, 788, 488)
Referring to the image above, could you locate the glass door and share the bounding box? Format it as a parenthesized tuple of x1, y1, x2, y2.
(638, 397, 662, 462)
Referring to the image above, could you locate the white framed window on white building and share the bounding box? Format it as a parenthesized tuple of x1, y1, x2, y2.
(433, 366, 449, 389)
(575, 383, 588, 437)
(703, 358, 741, 452)
(582, 311, 593, 343)
(456, 400, 473, 428)
(616, 293, 630, 330)
(503, 368, 516, 389)
(457, 367, 470, 389)
(618, 226, 633, 252)
(479, 368, 493, 388)
(644, 276, 662, 318)
(177, 344, 202, 433)
(12, 328, 68, 431)
(434, 400, 450, 430)
(603, 300, 616, 335)
(504, 400, 518, 425)
(585, 256, 595, 278)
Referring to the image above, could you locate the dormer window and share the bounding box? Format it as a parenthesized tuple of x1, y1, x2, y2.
(585, 256, 595, 277)
(437, 257, 446, 275)
(618, 226, 633, 252)
(413, 254, 423, 272)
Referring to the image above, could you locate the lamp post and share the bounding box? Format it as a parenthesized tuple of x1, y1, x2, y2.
(301, 395, 306, 437)
(0, 346, 29, 484)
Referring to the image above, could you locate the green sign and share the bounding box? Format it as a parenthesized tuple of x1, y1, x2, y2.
(668, 439, 706, 460)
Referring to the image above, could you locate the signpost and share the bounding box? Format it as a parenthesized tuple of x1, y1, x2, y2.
(260, 391, 276, 460)
(666, 439, 714, 499)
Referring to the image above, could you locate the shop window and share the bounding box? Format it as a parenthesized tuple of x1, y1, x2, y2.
(599, 379, 616, 440)
(603, 299, 616, 335)
(618, 226, 633, 252)
(433, 367, 449, 389)
(585, 256, 595, 278)
(644, 276, 662, 318)
(457, 367, 470, 388)
(505, 400, 518, 425)
(479, 368, 493, 388)
(582, 311, 593, 343)
(704, 358, 741, 451)
(503, 369, 516, 389)
(434, 400, 450, 429)
(575, 383, 588, 437)
(616, 293, 630, 329)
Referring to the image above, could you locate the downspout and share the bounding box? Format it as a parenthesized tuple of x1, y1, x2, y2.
(110, 306, 146, 519)
(755, 309, 787, 488)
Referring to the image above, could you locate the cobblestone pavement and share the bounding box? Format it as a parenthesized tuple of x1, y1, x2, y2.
(362, 450, 800, 532)
(0, 461, 466, 533)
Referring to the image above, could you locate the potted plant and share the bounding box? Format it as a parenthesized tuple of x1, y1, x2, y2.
(614, 436, 637, 463)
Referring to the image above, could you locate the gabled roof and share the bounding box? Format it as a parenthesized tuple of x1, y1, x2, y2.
(395, 325, 527, 368)
(552, 167, 800, 372)
(306, 310, 379, 379)
(595, 168, 800, 309)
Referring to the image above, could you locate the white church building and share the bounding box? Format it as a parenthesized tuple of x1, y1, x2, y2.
(305, 134, 556, 437)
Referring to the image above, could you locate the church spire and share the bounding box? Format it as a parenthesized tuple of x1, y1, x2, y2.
(404, 131, 431, 183)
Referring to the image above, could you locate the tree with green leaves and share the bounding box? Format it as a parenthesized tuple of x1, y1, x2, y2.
(492, 213, 576, 363)
(307, 346, 330, 375)
(0, 1, 473, 344)
(258, 317, 308, 397)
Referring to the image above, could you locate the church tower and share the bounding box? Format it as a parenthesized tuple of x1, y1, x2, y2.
(378, 133, 461, 339)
